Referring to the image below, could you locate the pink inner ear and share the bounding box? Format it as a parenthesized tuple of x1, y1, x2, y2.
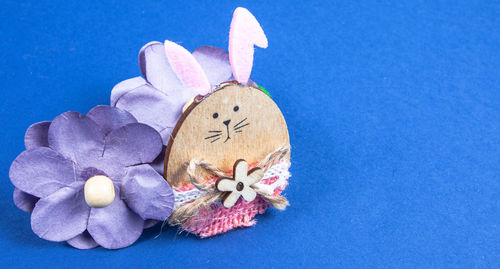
(229, 7, 268, 85)
(164, 40, 211, 95)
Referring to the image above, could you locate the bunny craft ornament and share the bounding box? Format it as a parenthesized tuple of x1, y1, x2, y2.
(112, 7, 291, 237)
(164, 8, 291, 237)
(9, 7, 292, 249)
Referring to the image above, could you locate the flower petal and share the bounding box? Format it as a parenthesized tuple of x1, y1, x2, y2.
(13, 188, 39, 213)
(31, 182, 89, 242)
(150, 146, 166, 174)
(240, 187, 257, 202)
(103, 123, 162, 166)
(223, 192, 241, 208)
(87, 198, 144, 249)
(234, 160, 249, 178)
(87, 105, 137, 135)
(138, 41, 184, 95)
(192, 46, 232, 85)
(241, 168, 264, 185)
(66, 231, 99, 249)
(247, 78, 258, 87)
(216, 178, 237, 192)
(144, 220, 158, 229)
(48, 111, 105, 166)
(159, 128, 176, 147)
(110, 76, 147, 107)
(24, 121, 51, 149)
(113, 84, 190, 144)
(9, 147, 78, 198)
(121, 164, 174, 220)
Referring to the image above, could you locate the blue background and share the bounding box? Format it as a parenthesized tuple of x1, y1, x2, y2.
(0, 0, 498, 268)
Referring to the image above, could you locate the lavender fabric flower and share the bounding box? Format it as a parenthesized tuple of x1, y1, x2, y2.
(110, 43, 235, 146)
(9, 106, 174, 249)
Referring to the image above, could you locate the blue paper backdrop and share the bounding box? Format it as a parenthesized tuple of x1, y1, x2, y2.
(0, 0, 498, 268)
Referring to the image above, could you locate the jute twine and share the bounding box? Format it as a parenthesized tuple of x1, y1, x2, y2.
(168, 145, 291, 226)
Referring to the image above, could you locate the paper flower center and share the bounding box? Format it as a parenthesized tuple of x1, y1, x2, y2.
(84, 175, 115, 208)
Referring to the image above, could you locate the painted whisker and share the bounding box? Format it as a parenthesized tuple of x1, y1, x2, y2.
(234, 123, 250, 130)
(233, 118, 247, 128)
(204, 133, 222, 140)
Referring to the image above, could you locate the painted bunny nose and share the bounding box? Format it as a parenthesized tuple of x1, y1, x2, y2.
(223, 120, 231, 126)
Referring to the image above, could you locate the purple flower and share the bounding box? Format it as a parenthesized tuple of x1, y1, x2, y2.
(10, 106, 174, 249)
(110, 43, 236, 146)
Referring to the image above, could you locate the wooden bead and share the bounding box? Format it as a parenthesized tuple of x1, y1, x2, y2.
(84, 175, 115, 208)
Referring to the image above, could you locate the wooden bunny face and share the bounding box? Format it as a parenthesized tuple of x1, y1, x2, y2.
(164, 83, 289, 187)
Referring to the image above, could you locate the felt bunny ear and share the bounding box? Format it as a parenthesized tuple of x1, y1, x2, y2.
(229, 7, 268, 85)
(164, 40, 211, 95)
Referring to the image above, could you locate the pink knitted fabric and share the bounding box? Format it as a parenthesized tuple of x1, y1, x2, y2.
(180, 175, 286, 237)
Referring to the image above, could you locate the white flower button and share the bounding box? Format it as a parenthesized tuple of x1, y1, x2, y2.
(215, 159, 264, 208)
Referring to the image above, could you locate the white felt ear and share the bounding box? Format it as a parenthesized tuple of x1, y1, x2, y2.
(164, 40, 211, 95)
(229, 7, 268, 84)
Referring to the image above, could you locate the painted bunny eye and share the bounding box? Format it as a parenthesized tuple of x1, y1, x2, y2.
(212, 113, 219, 119)
(233, 106, 239, 112)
